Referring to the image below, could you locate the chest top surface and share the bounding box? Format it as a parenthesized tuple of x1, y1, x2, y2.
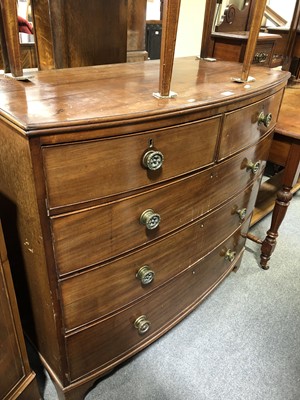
(0, 57, 289, 134)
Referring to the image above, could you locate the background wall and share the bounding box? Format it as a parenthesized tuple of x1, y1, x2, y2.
(175, 0, 205, 57)
(268, 0, 296, 26)
(146, 0, 205, 57)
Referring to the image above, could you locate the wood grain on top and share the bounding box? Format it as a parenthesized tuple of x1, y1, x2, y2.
(0, 57, 290, 131)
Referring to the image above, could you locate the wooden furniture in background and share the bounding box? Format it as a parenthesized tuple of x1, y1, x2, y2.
(0, 221, 41, 400)
(211, 31, 280, 67)
(281, 0, 300, 73)
(250, 86, 300, 268)
(127, 0, 148, 62)
(201, 1, 281, 68)
(201, 0, 256, 59)
(34, 0, 148, 67)
(289, 32, 300, 80)
(263, 0, 300, 73)
(264, 27, 291, 67)
(0, 42, 37, 71)
(32, 0, 128, 69)
(1, 0, 148, 73)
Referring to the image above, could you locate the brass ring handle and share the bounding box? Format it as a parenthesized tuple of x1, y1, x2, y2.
(225, 249, 236, 262)
(258, 111, 272, 127)
(134, 315, 151, 335)
(254, 52, 268, 63)
(236, 208, 247, 221)
(140, 209, 161, 230)
(136, 266, 155, 285)
(246, 160, 261, 174)
(143, 150, 164, 171)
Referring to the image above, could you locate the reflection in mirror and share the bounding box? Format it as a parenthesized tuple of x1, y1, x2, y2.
(265, 0, 297, 28)
(17, 0, 34, 44)
(214, 0, 247, 28)
(146, 0, 162, 21)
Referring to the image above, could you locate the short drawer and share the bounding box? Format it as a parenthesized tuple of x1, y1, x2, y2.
(51, 133, 271, 275)
(65, 225, 248, 381)
(218, 89, 283, 160)
(60, 179, 260, 331)
(42, 117, 221, 209)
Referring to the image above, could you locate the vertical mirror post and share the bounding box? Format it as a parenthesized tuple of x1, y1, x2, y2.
(153, 0, 181, 99)
(0, 0, 23, 77)
(282, 0, 300, 72)
(234, 0, 268, 82)
(200, 0, 218, 59)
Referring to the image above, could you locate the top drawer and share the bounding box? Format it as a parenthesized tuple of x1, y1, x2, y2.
(218, 89, 283, 160)
(42, 117, 221, 210)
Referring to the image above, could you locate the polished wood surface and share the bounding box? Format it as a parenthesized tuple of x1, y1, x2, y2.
(274, 87, 300, 138)
(0, 221, 40, 400)
(0, 59, 289, 130)
(0, 58, 290, 400)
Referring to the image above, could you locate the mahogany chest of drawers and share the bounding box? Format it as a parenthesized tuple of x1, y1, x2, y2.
(0, 58, 289, 399)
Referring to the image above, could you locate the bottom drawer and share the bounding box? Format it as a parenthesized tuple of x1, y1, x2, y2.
(65, 222, 250, 381)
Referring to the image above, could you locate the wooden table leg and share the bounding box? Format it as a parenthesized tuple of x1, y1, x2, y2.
(260, 142, 300, 269)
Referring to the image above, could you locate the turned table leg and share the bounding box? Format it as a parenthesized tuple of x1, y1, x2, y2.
(260, 142, 300, 269)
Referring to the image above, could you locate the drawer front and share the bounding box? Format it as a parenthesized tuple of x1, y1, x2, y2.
(52, 134, 271, 275)
(65, 225, 248, 381)
(60, 178, 260, 331)
(218, 89, 283, 160)
(43, 117, 221, 209)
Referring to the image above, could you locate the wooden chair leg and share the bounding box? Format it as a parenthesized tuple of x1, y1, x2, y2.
(260, 184, 293, 269)
(260, 143, 300, 269)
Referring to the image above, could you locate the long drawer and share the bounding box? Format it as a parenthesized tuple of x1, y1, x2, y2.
(52, 134, 271, 275)
(218, 89, 283, 160)
(60, 178, 260, 331)
(42, 116, 221, 210)
(65, 224, 248, 381)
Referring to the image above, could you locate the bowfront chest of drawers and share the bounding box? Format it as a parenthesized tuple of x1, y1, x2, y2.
(0, 58, 289, 400)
